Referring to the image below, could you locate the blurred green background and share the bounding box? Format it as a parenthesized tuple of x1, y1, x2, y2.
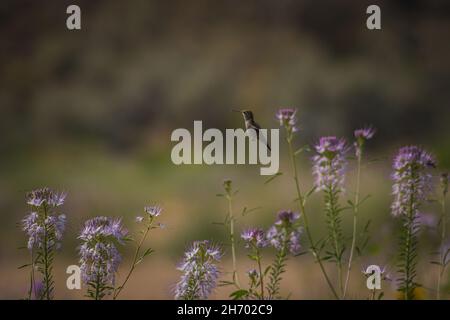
(0, 0, 449, 299)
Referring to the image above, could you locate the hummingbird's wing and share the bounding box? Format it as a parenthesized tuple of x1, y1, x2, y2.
(250, 121, 262, 130)
(248, 122, 271, 152)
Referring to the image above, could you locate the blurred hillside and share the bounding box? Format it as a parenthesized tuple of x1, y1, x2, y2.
(0, 0, 449, 299)
(1, 0, 450, 154)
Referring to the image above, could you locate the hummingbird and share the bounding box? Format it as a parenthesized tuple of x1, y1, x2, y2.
(233, 109, 271, 151)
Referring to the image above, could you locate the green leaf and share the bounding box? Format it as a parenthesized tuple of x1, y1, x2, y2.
(142, 248, 154, 258)
(294, 145, 310, 155)
(305, 186, 317, 199)
(230, 289, 248, 300)
(247, 254, 258, 261)
(219, 280, 235, 287)
(357, 194, 372, 207)
(264, 265, 272, 276)
(264, 172, 283, 184)
(241, 206, 261, 216)
(294, 251, 307, 257)
(366, 157, 384, 165)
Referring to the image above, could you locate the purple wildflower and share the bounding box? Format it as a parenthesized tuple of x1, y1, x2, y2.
(241, 228, 268, 248)
(391, 146, 435, 299)
(136, 205, 163, 224)
(275, 210, 300, 226)
(175, 240, 222, 300)
(22, 188, 67, 300)
(78, 216, 127, 296)
(32, 281, 44, 300)
(26, 187, 66, 208)
(276, 108, 298, 132)
(22, 189, 66, 251)
(354, 126, 376, 141)
(144, 205, 162, 217)
(391, 146, 436, 217)
(267, 210, 302, 255)
(247, 269, 259, 278)
(354, 126, 376, 157)
(312, 136, 348, 191)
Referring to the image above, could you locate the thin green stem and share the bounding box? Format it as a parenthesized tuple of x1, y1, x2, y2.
(28, 250, 35, 300)
(42, 204, 51, 300)
(94, 273, 101, 300)
(227, 194, 240, 288)
(286, 136, 339, 299)
(255, 248, 264, 299)
(114, 219, 153, 299)
(343, 151, 362, 298)
(326, 186, 343, 295)
(402, 190, 416, 300)
(371, 288, 376, 300)
(437, 195, 446, 300)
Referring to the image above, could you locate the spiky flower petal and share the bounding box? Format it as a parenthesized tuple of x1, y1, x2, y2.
(175, 240, 222, 300)
(312, 136, 348, 192)
(78, 216, 127, 299)
(391, 146, 436, 217)
(267, 210, 302, 255)
(241, 228, 268, 248)
(26, 187, 66, 208)
(276, 108, 298, 132)
(391, 146, 435, 300)
(144, 205, 162, 217)
(354, 126, 376, 157)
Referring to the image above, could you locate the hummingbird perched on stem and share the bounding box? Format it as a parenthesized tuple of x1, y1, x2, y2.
(233, 109, 271, 151)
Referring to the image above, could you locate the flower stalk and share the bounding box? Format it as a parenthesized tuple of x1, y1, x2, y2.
(391, 146, 435, 300)
(113, 206, 162, 299)
(437, 173, 448, 300)
(343, 126, 375, 298)
(223, 180, 240, 288)
(22, 188, 66, 300)
(277, 108, 339, 299)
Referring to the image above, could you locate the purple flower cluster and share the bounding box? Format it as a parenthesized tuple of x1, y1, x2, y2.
(78, 217, 127, 287)
(26, 187, 66, 208)
(266, 210, 302, 255)
(312, 136, 348, 191)
(175, 241, 222, 300)
(22, 188, 66, 251)
(241, 228, 268, 248)
(276, 108, 298, 132)
(136, 205, 163, 223)
(354, 127, 376, 141)
(391, 146, 436, 217)
(354, 126, 376, 157)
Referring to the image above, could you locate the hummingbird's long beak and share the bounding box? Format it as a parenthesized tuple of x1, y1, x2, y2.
(232, 109, 242, 113)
